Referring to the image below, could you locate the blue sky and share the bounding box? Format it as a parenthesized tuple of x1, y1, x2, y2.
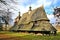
(10, 0, 60, 15)
(0, 0, 60, 17)
(11, 0, 60, 24)
(0, 0, 60, 25)
(11, 0, 60, 15)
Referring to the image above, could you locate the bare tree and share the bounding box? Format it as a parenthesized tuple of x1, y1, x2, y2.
(0, 0, 17, 25)
(0, 0, 7, 5)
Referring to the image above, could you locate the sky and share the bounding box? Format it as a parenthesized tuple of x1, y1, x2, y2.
(12, 0, 60, 14)
(12, 0, 60, 24)
(0, 0, 60, 25)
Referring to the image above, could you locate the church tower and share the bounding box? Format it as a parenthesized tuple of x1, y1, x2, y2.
(29, 6, 32, 11)
(28, 0, 32, 14)
(14, 11, 21, 25)
(28, 6, 32, 14)
(18, 12, 21, 20)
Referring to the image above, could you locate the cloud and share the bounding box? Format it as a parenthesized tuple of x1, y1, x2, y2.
(1, 0, 59, 15)
(13, 0, 52, 15)
(5, 0, 58, 16)
(10, 0, 58, 23)
(14, 0, 58, 14)
(47, 14, 56, 23)
(1, 0, 59, 25)
(36, 0, 52, 7)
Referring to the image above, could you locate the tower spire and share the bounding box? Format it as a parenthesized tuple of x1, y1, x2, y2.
(29, 0, 32, 11)
(18, 11, 21, 20)
(29, 6, 32, 11)
(28, 0, 32, 14)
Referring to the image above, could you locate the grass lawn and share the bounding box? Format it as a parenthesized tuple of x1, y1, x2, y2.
(0, 31, 60, 40)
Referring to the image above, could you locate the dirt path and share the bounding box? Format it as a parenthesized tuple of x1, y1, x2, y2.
(0, 34, 14, 38)
(0, 34, 27, 40)
(0, 37, 25, 40)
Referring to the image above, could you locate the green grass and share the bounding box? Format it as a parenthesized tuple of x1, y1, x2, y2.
(0, 31, 60, 40)
(19, 33, 60, 40)
(0, 31, 30, 36)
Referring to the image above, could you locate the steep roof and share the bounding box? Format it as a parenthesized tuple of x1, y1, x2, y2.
(18, 12, 29, 24)
(31, 21, 57, 31)
(11, 6, 57, 31)
(28, 6, 49, 21)
(18, 6, 49, 25)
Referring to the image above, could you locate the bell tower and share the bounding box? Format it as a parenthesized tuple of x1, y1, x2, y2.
(29, 6, 32, 11)
(18, 11, 21, 20)
(28, 0, 32, 14)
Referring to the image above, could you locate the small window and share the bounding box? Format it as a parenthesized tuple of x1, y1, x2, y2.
(18, 24, 24, 29)
(33, 21, 39, 27)
(35, 21, 37, 23)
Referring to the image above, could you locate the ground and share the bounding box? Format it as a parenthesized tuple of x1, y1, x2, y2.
(0, 31, 60, 40)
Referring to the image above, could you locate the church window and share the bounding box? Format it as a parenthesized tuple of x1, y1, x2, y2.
(18, 24, 24, 29)
(33, 21, 39, 27)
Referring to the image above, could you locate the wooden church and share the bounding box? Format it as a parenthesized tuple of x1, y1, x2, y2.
(11, 6, 57, 35)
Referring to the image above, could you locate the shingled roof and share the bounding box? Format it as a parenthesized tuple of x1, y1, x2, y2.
(18, 6, 49, 25)
(11, 6, 57, 31)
